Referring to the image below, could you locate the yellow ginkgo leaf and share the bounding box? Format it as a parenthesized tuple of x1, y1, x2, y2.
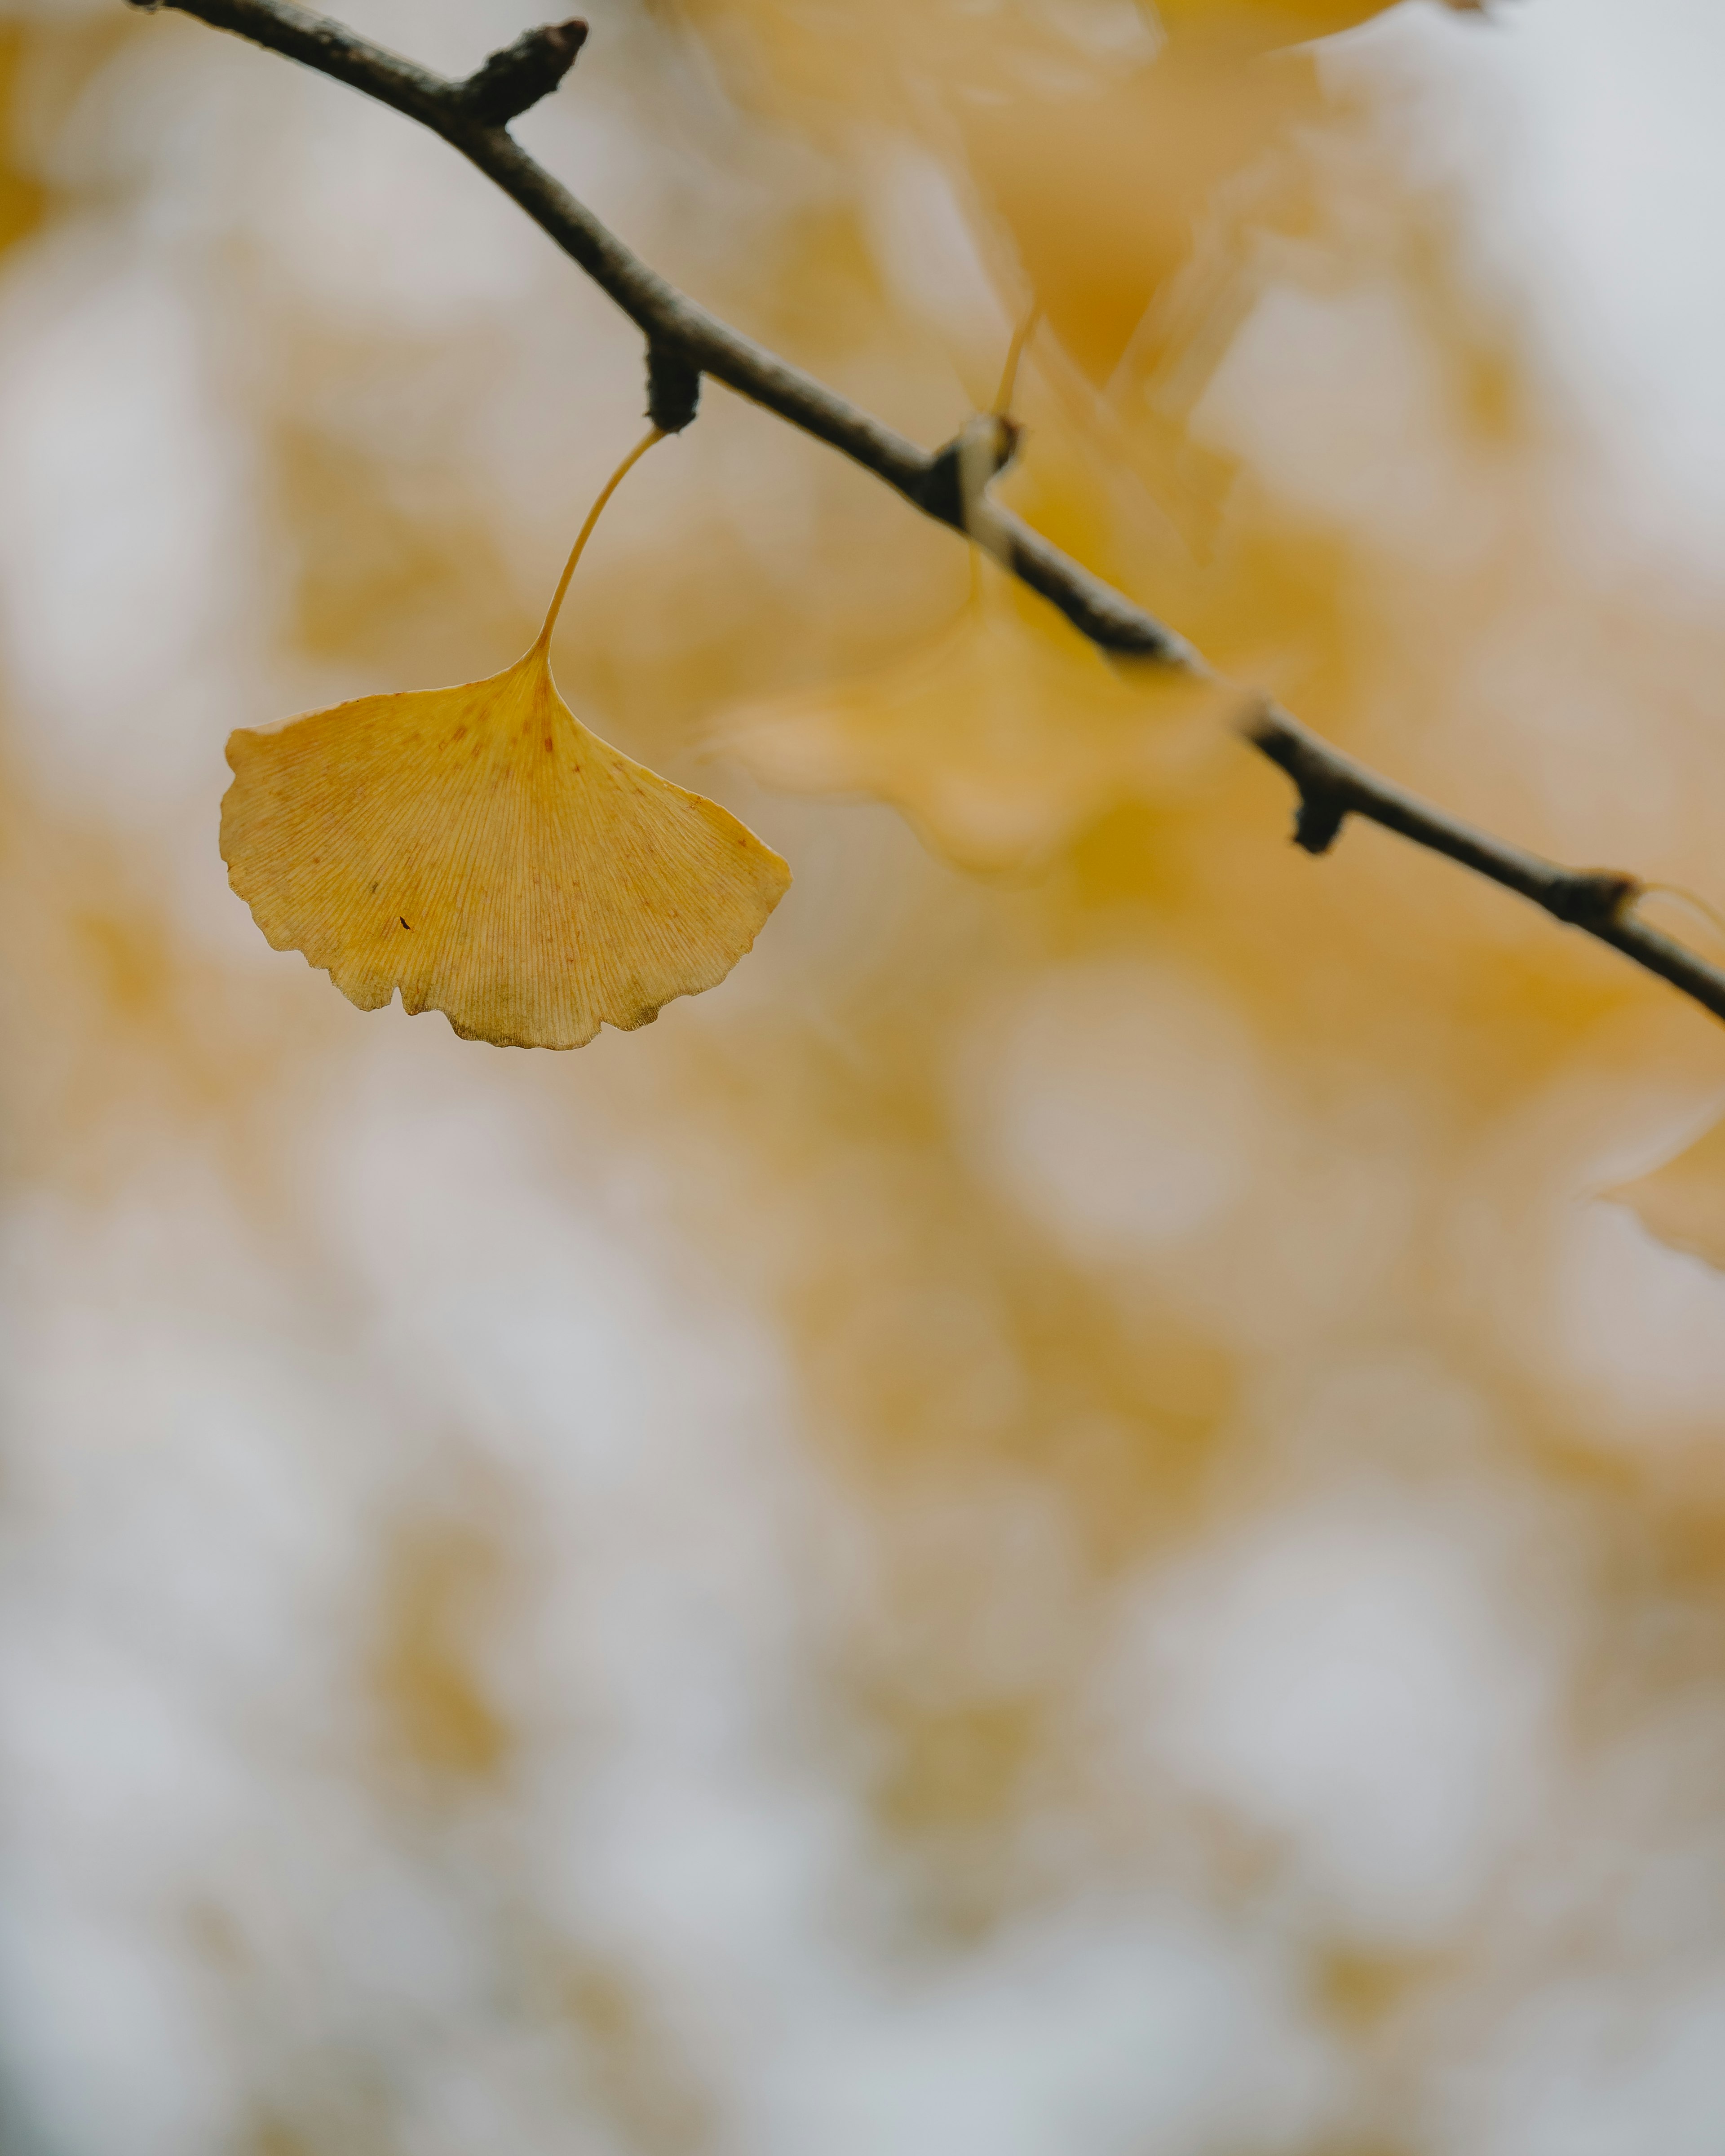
(1604, 1112, 1725, 1274)
(716, 561, 1242, 874)
(221, 430, 790, 1050)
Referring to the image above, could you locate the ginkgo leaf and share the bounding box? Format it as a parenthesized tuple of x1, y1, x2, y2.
(222, 429, 790, 1050)
(715, 563, 1243, 873)
(1603, 1112, 1725, 1274)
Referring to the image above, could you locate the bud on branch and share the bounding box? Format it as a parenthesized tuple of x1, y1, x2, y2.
(456, 18, 588, 129)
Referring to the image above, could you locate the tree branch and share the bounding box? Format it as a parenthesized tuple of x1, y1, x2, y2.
(1250, 704, 1725, 1021)
(125, 0, 1725, 1031)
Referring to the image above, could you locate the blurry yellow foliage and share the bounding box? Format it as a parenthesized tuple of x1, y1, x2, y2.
(221, 433, 790, 1049)
(374, 1520, 510, 1783)
(0, 33, 45, 258)
(718, 557, 1243, 873)
(1155, 0, 1432, 53)
(958, 37, 1313, 393)
(679, 0, 1416, 555)
(1606, 1113, 1725, 1275)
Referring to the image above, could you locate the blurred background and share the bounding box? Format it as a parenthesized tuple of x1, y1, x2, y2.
(4, 0, 1725, 2149)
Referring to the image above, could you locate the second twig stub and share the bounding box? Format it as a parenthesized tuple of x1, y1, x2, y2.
(457, 18, 588, 128)
(646, 346, 702, 435)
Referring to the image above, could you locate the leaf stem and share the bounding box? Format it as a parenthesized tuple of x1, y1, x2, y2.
(535, 424, 664, 654)
(992, 304, 1040, 418)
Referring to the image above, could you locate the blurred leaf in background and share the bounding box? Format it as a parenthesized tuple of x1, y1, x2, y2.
(717, 553, 1241, 872)
(1607, 1106, 1725, 1273)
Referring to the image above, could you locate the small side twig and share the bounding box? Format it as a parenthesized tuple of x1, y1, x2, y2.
(455, 18, 587, 129)
(1247, 702, 1725, 1021)
(645, 345, 701, 435)
(912, 413, 1023, 532)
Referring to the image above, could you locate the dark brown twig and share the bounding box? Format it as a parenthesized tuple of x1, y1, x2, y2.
(455, 18, 587, 129)
(123, 0, 1725, 1031)
(645, 344, 701, 436)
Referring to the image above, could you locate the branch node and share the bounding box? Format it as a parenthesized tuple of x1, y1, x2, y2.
(1293, 786, 1349, 856)
(456, 18, 588, 128)
(1547, 867, 1641, 930)
(913, 412, 1022, 530)
(1246, 704, 1352, 854)
(646, 345, 701, 433)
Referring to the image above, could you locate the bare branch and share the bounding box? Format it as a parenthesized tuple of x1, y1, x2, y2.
(1250, 705, 1725, 1023)
(124, 0, 1725, 1031)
